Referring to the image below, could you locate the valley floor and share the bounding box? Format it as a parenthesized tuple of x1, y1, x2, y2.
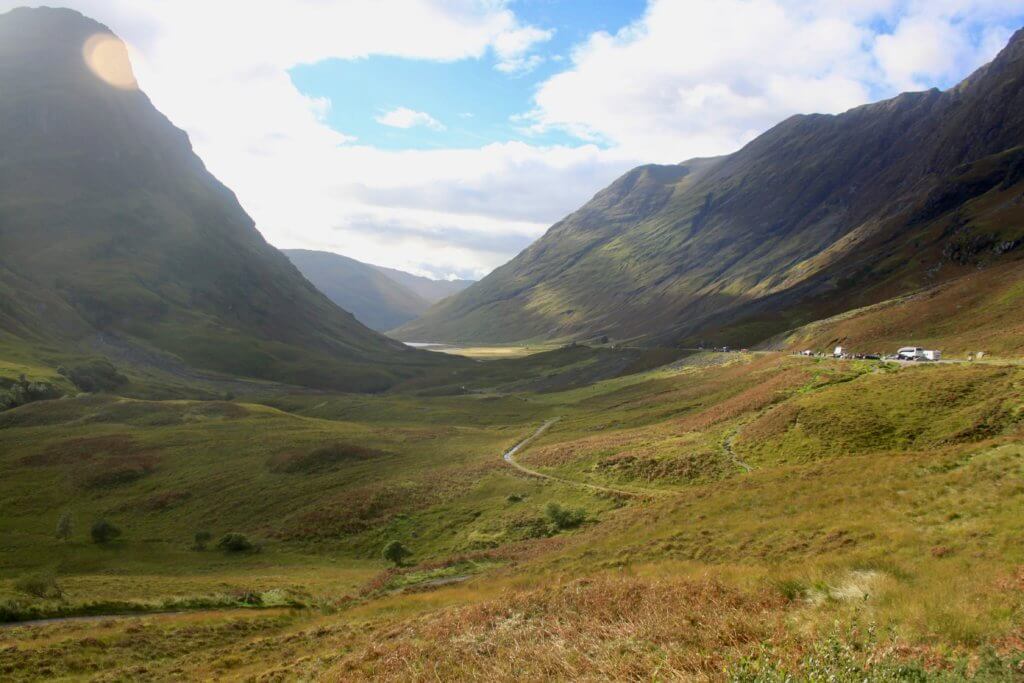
(1, 351, 1022, 680)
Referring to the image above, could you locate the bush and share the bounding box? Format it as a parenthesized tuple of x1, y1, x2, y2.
(90, 519, 121, 544)
(544, 502, 587, 530)
(193, 530, 213, 550)
(382, 540, 412, 567)
(58, 360, 127, 393)
(217, 533, 257, 553)
(55, 511, 72, 542)
(15, 572, 63, 599)
(0, 375, 62, 411)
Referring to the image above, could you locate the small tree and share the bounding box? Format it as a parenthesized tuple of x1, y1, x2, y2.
(55, 511, 72, 542)
(382, 540, 412, 567)
(193, 530, 213, 551)
(545, 502, 586, 530)
(90, 519, 121, 544)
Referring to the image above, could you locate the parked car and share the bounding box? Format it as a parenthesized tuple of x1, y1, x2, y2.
(897, 347, 925, 360)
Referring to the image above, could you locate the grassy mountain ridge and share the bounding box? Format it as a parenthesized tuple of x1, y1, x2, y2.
(396, 29, 1024, 347)
(766, 255, 1024, 357)
(0, 7, 452, 391)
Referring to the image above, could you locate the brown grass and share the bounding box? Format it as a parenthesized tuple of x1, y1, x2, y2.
(20, 434, 142, 467)
(267, 442, 387, 474)
(329, 574, 790, 681)
(77, 453, 160, 489)
(671, 363, 812, 433)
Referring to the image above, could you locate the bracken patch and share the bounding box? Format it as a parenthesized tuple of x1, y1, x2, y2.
(267, 442, 387, 474)
(330, 575, 790, 681)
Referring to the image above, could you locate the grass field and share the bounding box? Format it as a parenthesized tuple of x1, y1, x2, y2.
(1, 351, 1022, 680)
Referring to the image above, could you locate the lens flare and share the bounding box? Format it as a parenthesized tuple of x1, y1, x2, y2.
(82, 33, 137, 90)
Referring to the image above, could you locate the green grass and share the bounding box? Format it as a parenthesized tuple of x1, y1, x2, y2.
(0, 352, 1022, 679)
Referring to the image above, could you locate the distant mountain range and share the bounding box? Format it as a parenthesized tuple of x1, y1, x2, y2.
(396, 29, 1024, 351)
(282, 250, 473, 332)
(0, 7, 452, 391)
(371, 265, 475, 306)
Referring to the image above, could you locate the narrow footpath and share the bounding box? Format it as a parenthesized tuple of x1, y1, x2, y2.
(502, 418, 669, 499)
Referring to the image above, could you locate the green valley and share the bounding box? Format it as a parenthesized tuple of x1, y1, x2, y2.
(2, 5, 1023, 682)
(1, 352, 1022, 680)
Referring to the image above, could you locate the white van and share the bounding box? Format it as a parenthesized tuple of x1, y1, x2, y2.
(923, 350, 942, 361)
(897, 347, 925, 360)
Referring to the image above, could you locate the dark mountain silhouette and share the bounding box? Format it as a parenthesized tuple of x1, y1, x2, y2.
(0, 7, 450, 390)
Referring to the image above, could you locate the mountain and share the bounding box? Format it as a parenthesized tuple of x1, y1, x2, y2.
(396, 30, 1024, 347)
(282, 250, 432, 331)
(767, 257, 1024, 357)
(371, 266, 474, 305)
(0, 7, 449, 391)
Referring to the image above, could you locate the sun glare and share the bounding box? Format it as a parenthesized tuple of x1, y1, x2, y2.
(82, 33, 137, 90)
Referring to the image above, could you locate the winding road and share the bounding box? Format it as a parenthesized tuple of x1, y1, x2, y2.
(502, 418, 667, 499)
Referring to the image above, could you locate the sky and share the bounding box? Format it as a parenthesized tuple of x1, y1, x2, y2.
(5, 1, 1024, 279)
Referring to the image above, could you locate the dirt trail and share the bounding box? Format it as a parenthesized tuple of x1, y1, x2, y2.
(502, 419, 670, 499)
(722, 427, 754, 472)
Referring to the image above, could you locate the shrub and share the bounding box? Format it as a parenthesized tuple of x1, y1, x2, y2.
(193, 530, 213, 550)
(15, 572, 62, 599)
(58, 359, 127, 393)
(504, 514, 551, 540)
(55, 511, 72, 542)
(382, 540, 412, 567)
(0, 376, 62, 411)
(90, 519, 121, 544)
(217, 533, 257, 553)
(506, 494, 524, 503)
(544, 502, 587, 530)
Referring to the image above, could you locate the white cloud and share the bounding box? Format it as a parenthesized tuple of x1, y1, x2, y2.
(1, 0, 1022, 280)
(527, 0, 1024, 161)
(873, 5, 1018, 91)
(493, 24, 553, 73)
(376, 107, 446, 131)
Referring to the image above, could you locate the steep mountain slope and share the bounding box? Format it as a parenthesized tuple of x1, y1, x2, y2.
(0, 7, 448, 391)
(397, 30, 1024, 346)
(767, 257, 1024, 357)
(282, 250, 431, 331)
(371, 266, 474, 305)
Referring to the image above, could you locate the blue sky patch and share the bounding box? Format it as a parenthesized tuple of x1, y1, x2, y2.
(288, 0, 647, 150)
